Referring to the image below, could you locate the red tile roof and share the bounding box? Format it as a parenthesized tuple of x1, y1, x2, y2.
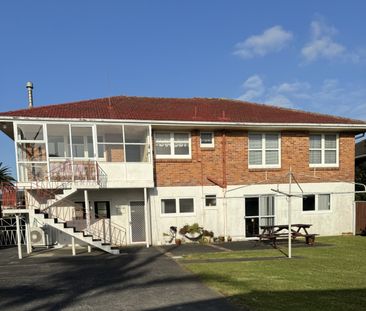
(0, 96, 364, 125)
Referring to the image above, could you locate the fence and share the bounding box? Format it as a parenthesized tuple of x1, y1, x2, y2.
(0, 217, 26, 246)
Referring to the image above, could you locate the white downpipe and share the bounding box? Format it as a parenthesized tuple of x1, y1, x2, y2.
(288, 167, 292, 259)
(16, 215, 22, 259)
(223, 188, 227, 240)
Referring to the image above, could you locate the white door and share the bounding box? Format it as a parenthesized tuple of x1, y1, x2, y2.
(129, 201, 146, 243)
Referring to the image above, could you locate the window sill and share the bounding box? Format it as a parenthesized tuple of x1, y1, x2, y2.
(160, 213, 196, 217)
(249, 167, 282, 172)
(155, 159, 193, 163)
(309, 166, 339, 170)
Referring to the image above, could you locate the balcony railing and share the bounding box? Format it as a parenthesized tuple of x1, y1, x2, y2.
(18, 160, 107, 187)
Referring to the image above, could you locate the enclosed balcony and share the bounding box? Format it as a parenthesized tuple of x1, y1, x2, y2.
(15, 122, 154, 188)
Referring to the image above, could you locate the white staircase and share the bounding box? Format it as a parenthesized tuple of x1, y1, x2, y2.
(33, 212, 120, 254)
(32, 187, 125, 255)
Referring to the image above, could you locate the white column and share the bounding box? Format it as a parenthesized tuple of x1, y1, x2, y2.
(88, 245, 91, 253)
(84, 190, 90, 233)
(25, 216, 32, 254)
(144, 188, 150, 248)
(16, 215, 22, 259)
(71, 237, 76, 256)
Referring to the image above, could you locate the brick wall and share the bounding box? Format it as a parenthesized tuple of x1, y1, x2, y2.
(154, 130, 355, 187)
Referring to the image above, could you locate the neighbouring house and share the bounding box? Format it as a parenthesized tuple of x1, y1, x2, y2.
(0, 93, 365, 253)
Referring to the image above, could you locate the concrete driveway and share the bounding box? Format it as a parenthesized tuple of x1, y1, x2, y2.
(0, 246, 241, 311)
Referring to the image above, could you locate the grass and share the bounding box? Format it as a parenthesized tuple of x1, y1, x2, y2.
(181, 236, 366, 311)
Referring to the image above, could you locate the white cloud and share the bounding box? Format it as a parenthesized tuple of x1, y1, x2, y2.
(234, 26, 293, 59)
(301, 18, 355, 63)
(237, 75, 366, 120)
(238, 75, 265, 101)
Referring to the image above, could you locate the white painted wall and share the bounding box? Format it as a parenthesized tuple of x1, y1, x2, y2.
(149, 182, 355, 245)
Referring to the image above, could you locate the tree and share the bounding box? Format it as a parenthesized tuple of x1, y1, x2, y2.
(0, 162, 15, 185)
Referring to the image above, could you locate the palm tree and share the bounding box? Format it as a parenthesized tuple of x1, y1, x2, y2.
(0, 162, 15, 185)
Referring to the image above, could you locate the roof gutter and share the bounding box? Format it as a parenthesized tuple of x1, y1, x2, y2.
(0, 116, 366, 131)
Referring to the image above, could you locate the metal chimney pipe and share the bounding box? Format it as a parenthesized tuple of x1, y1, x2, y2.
(26, 81, 34, 108)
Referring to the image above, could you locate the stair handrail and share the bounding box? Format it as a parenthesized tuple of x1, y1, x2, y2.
(31, 186, 127, 246)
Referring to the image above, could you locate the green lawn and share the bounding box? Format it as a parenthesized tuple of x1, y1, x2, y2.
(181, 236, 366, 311)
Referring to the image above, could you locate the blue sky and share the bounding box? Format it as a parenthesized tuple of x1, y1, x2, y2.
(1, 0, 366, 175)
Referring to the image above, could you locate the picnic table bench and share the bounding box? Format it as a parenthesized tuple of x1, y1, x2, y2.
(257, 224, 318, 248)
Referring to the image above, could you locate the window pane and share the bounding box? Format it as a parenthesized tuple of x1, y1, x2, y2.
(249, 134, 262, 149)
(303, 195, 315, 211)
(124, 125, 148, 143)
(245, 197, 259, 216)
(174, 133, 189, 142)
(126, 144, 148, 162)
(96, 125, 123, 143)
(17, 143, 47, 161)
(201, 132, 213, 144)
(249, 150, 262, 165)
(98, 144, 124, 162)
(95, 201, 110, 218)
(310, 150, 321, 164)
(325, 150, 336, 164)
(155, 142, 171, 155)
(155, 133, 170, 141)
(18, 163, 47, 182)
(265, 150, 278, 165)
(324, 135, 336, 149)
(319, 194, 330, 211)
(265, 134, 278, 149)
(179, 199, 194, 213)
(205, 195, 216, 207)
(47, 124, 71, 157)
(161, 199, 176, 214)
(174, 142, 189, 155)
(260, 196, 275, 216)
(310, 135, 321, 148)
(17, 124, 44, 141)
(71, 127, 94, 158)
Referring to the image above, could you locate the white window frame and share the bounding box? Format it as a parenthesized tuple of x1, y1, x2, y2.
(154, 131, 191, 159)
(302, 193, 332, 213)
(160, 197, 195, 216)
(205, 194, 217, 208)
(309, 133, 339, 168)
(248, 133, 281, 169)
(200, 132, 214, 148)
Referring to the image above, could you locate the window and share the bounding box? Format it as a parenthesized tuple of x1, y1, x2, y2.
(205, 195, 217, 207)
(318, 194, 330, 211)
(97, 125, 124, 162)
(161, 199, 176, 214)
(248, 133, 280, 168)
(309, 134, 338, 167)
(244, 195, 275, 237)
(94, 201, 111, 218)
(71, 127, 94, 158)
(47, 125, 71, 158)
(302, 194, 331, 212)
(179, 198, 194, 213)
(200, 132, 214, 148)
(302, 195, 315, 211)
(161, 198, 195, 215)
(155, 132, 191, 158)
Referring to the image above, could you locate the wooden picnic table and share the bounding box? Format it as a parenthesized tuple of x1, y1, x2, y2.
(257, 224, 317, 247)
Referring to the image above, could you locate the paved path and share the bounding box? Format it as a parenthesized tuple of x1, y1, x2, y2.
(0, 246, 241, 311)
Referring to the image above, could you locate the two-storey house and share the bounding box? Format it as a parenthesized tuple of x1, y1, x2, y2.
(0, 95, 365, 253)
